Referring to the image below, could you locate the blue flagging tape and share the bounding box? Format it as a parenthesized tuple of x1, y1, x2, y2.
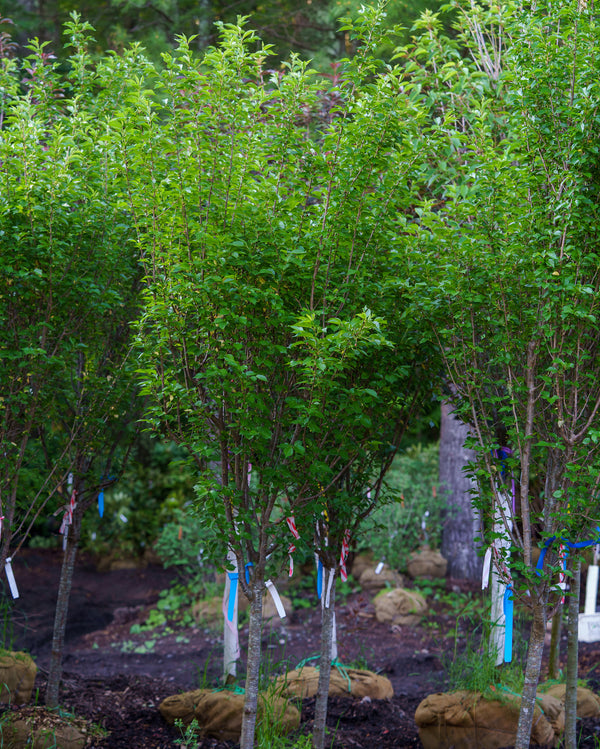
(98, 490, 104, 518)
(244, 563, 253, 585)
(503, 585, 513, 663)
(317, 560, 323, 600)
(227, 572, 239, 622)
(537, 527, 600, 575)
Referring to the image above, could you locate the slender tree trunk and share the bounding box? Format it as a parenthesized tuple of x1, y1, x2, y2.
(240, 580, 263, 749)
(515, 602, 547, 748)
(313, 567, 336, 749)
(45, 500, 82, 708)
(564, 557, 581, 749)
(439, 401, 482, 581)
(547, 611, 562, 681)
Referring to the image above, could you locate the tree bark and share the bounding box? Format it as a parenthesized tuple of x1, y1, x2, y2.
(313, 567, 336, 749)
(515, 602, 547, 748)
(439, 401, 482, 581)
(240, 580, 263, 749)
(564, 557, 581, 749)
(45, 494, 82, 708)
(547, 612, 562, 681)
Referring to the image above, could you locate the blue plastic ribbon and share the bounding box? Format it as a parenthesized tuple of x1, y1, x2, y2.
(244, 563, 253, 585)
(227, 572, 238, 622)
(537, 527, 600, 576)
(491, 447, 515, 512)
(503, 585, 514, 663)
(97, 475, 115, 518)
(317, 559, 323, 599)
(492, 447, 512, 478)
(536, 536, 556, 574)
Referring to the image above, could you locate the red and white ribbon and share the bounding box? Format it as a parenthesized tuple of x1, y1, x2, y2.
(286, 516, 300, 539)
(286, 516, 300, 577)
(59, 490, 77, 535)
(558, 544, 567, 604)
(60, 490, 77, 549)
(339, 529, 350, 582)
(287, 544, 296, 577)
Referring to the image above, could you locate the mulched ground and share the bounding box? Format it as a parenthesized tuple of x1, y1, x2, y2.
(2, 548, 600, 747)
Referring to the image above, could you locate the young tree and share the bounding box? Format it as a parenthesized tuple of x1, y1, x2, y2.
(410, 2, 600, 745)
(121, 10, 436, 747)
(0, 16, 142, 704)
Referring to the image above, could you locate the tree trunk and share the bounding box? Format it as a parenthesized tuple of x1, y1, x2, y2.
(240, 580, 263, 749)
(313, 567, 336, 749)
(547, 611, 562, 681)
(564, 557, 581, 749)
(45, 498, 82, 708)
(515, 602, 547, 748)
(439, 400, 482, 581)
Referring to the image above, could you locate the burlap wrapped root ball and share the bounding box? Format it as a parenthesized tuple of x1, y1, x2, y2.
(406, 548, 447, 579)
(159, 688, 299, 741)
(274, 665, 393, 701)
(0, 651, 37, 705)
(358, 565, 404, 593)
(415, 690, 559, 749)
(374, 588, 427, 626)
(541, 683, 600, 719)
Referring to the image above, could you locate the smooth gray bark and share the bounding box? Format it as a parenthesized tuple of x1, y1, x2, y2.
(547, 612, 562, 681)
(240, 581, 263, 749)
(564, 558, 581, 749)
(515, 605, 547, 748)
(313, 567, 336, 749)
(45, 496, 82, 708)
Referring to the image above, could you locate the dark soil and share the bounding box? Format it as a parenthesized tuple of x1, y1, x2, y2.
(3, 548, 600, 748)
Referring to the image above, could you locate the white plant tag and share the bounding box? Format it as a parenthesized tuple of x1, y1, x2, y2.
(482, 547, 492, 590)
(266, 579, 286, 619)
(5, 558, 19, 599)
(375, 561, 384, 575)
(324, 567, 335, 609)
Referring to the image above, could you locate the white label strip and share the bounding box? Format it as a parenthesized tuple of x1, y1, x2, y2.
(324, 567, 335, 609)
(375, 561, 384, 575)
(5, 558, 19, 599)
(266, 579, 286, 619)
(482, 547, 492, 590)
